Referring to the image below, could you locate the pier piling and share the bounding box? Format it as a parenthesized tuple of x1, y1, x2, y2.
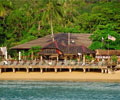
(12, 68, 15, 73)
(40, 68, 43, 73)
(69, 68, 72, 72)
(0, 68, 1, 73)
(101, 69, 104, 73)
(83, 68, 86, 73)
(55, 68, 57, 73)
(26, 68, 29, 73)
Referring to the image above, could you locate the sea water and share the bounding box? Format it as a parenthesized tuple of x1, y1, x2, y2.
(0, 81, 120, 100)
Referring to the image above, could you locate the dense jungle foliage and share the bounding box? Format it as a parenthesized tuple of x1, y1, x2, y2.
(0, 0, 120, 50)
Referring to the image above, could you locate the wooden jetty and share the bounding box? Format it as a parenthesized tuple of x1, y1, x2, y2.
(0, 65, 116, 74)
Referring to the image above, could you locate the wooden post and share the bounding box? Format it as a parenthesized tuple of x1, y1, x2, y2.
(55, 68, 57, 73)
(13, 68, 15, 73)
(0, 68, 1, 73)
(69, 68, 72, 72)
(40, 56, 43, 61)
(40, 68, 43, 73)
(108, 68, 113, 74)
(83, 68, 86, 73)
(64, 56, 67, 62)
(83, 55, 85, 64)
(26, 68, 29, 73)
(105, 69, 108, 73)
(57, 56, 59, 62)
(101, 69, 104, 73)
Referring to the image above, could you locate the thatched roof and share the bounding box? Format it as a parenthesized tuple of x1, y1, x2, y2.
(96, 49, 120, 56)
(40, 42, 95, 55)
(11, 33, 92, 50)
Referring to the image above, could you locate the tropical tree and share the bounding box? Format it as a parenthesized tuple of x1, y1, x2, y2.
(90, 24, 120, 50)
(41, 0, 63, 41)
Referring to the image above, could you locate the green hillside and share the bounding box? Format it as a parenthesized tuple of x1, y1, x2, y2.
(0, 0, 120, 50)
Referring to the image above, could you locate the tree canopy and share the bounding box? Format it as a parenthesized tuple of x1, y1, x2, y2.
(0, 0, 120, 50)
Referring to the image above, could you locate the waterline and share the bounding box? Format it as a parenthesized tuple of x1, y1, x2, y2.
(0, 81, 120, 100)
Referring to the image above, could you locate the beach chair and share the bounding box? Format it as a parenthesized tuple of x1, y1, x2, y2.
(18, 61, 24, 66)
(24, 61, 31, 66)
(38, 61, 43, 65)
(98, 61, 103, 67)
(31, 60, 37, 66)
(76, 62, 83, 66)
(56, 61, 63, 66)
(70, 61, 77, 66)
(0, 61, 4, 66)
(11, 61, 18, 66)
(51, 61, 56, 66)
(7, 61, 12, 65)
(63, 60, 70, 66)
(90, 63, 97, 67)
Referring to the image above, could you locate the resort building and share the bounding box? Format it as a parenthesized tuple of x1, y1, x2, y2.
(0, 33, 120, 74)
(11, 33, 95, 62)
(96, 49, 120, 63)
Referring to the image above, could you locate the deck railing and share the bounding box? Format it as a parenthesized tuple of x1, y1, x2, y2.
(0, 60, 118, 73)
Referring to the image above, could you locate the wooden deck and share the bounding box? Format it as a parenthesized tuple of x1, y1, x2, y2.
(0, 65, 117, 74)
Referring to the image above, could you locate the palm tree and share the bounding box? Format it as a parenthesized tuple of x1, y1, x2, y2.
(62, 0, 79, 27)
(0, 3, 6, 17)
(0, 1, 12, 17)
(41, 0, 63, 41)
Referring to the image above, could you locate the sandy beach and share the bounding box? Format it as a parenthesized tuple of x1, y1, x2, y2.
(0, 71, 120, 82)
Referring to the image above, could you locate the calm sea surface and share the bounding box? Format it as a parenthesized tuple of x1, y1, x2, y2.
(0, 81, 120, 100)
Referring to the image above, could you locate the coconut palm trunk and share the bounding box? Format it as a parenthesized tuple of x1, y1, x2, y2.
(50, 16, 55, 42)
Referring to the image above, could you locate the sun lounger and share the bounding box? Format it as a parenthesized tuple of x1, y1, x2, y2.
(31, 60, 37, 66)
(18, 61, 24, 66)
(7, 61, 12, 65)
(63, 60, 70, 66)
(70, 61, 77, 66)
(51, 61, 56, 66)
(11, 61, 18, 66)
(24, 61, 31, 66)
(56, 61, 63, 66)
(76, 62, 83, 66)
(98, 61, 103, 66)
(38, 61, 43, 65)
(0, 61, 4, 66)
